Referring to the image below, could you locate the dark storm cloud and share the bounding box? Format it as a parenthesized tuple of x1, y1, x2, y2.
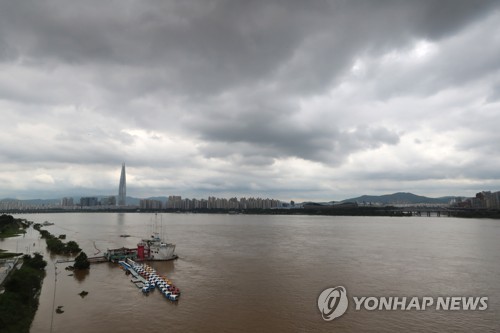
(0, 0, 497, 92)
(0, 0, 496, 110)
(197, 113, 400, 164)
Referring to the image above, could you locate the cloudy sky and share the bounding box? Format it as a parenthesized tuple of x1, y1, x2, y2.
(1, 0, 500, 201)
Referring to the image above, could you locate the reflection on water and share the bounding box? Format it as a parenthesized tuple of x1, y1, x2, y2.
(2, 213, 499, 332)
(72, 269, 89, 283)
(117, 213, 125, 225)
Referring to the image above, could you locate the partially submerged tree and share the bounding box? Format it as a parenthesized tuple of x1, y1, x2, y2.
(73, 252, 90, 270)
(65, 241, 81, 254)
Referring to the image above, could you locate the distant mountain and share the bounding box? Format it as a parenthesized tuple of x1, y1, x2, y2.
(341, 192, 455, 205)
(145, 196, 169, 202)
(125, 196, 139, 206)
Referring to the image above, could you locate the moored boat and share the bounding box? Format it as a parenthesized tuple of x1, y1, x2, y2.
(105, 214, 178, 262)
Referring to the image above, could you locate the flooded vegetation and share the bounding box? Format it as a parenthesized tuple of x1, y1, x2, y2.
(0, 253, 47, 333)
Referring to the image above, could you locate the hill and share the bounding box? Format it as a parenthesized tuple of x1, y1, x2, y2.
(342, 192, 455, 205)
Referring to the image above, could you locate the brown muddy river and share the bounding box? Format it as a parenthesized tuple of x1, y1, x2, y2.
(2, 213, 499, 332)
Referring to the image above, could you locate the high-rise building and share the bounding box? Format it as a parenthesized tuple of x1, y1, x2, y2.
(80, 197, 99, 207)
(101, 196, 117, 206)
(118, 162, 126, 206)
(61, 197, 74, 207)
(140, 199, 163, 210)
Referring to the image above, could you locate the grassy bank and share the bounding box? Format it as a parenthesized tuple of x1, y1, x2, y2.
(0, 214, 31, 259)
(0, 250, 22, 259)
(0, 214, 29, 238)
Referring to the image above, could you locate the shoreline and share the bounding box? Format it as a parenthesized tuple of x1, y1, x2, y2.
(3, 207, 500, 219)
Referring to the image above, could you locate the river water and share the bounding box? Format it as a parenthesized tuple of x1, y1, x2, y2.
(2, 213, 499, 332)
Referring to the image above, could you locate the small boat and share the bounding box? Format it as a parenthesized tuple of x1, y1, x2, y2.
(142, 282, 154, 293)
(120, 234, 131, 238)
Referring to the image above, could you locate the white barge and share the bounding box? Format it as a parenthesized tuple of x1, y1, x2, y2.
(105, 214, 178, 262)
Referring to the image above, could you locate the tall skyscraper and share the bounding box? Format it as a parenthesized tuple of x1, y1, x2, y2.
(118, 162, 126, 206)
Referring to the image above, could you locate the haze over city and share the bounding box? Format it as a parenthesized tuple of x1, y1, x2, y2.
(1, 1, 500, 201)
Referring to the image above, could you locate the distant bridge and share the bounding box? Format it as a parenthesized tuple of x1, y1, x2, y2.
(388, 206, 495, 217)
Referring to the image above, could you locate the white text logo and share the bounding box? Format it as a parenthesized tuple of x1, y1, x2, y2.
(353, 296, 488, 311)
(318, 286, 349, 321)
(319, 287, 489, 321)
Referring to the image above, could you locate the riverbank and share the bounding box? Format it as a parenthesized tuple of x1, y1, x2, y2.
(0, 214, 31, 259)
(0, 253, 47, 333)
(0, 250, 22, 259)
(0, 215, 51, 333)
(4, 207, 500, 218)
(0, 214, 30, 237)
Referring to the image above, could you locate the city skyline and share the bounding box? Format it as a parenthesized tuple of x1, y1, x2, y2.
(2, 190, 500, 212)
(1, 1, 500, 201)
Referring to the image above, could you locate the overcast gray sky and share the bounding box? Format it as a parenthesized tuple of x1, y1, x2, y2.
(1, 0, 499, 201)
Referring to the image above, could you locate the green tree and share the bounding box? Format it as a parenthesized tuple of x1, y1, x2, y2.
(65, 241, 81, 254)
(46, 237, 65, 253)
(5, 268, 41, 301)
(39, 229, 51, 239)
(0, 253, 46, 333)
(73, 252, 90, 270)
(22, 253, 47, 270)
